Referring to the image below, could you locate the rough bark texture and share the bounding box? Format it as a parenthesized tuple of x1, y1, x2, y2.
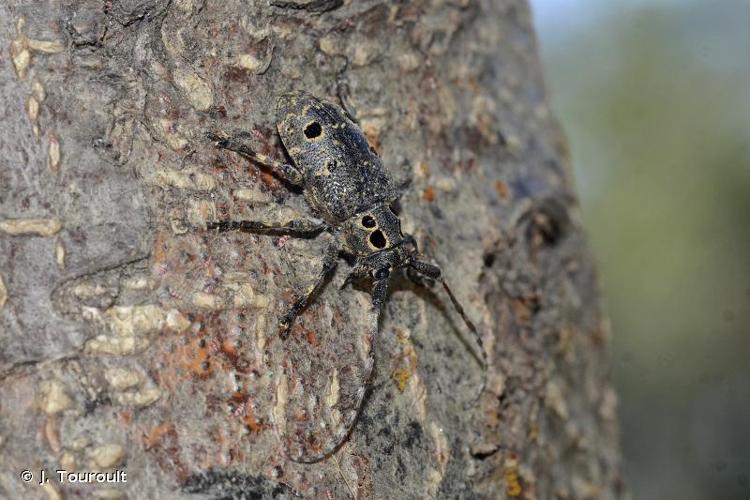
(0, 1, 624, 498)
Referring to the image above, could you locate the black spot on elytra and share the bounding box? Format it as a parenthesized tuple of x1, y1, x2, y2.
(304, 121, 322, 139)
(369, 229, 387, 248)
(361, 215, 376, 228)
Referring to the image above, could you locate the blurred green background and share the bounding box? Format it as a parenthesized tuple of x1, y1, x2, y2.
(531, 0, 750, 498)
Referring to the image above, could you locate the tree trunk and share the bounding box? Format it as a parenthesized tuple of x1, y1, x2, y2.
(0, 0, 624, 498)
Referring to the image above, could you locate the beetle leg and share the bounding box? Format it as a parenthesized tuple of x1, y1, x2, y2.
(279, 242, 340, 338)
(207, 218, 327, 238)
(208, 130, 304, 185)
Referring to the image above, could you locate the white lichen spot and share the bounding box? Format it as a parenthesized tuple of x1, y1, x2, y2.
(318, 34, 340, 56)
(325, 369, 340, 408)
(425, 423, 449, 497)
(26, 95, 39, 123)
(174, 0, 198, 13)
(173, 68, 213, 111)
(10, 44, 31, 79)
(113, 387, 161, 408)
(10, 19, 31, 79)
(273, 373, 289, 435)
(44, 417, 61, 453)
(166, 309, 190, 332)
(252, 293, 270, 309)
(397, 52, 420, 72)
(48, 133, 61, 172)
(159, 119, 188, 150)
(0, 274, 7, 309)
(191, 291, 225, 310)
(104, 368, 142, 391)
(506, 134, 523, 157)
(409, 372, 428, 422)
(92, 488, 125, 499)
(32, 79, 46, 101)
(230, 283, 255, 308)
(240, 16, 271, 40)
(232, 188, 271, 204)
(85, 333, 144, 356)
(10, 18, 64, 80)
(107, 305, 166, 337)
(84, 305, 185, 355)
(55, 241, 65, 269)
(149, 167, 216, 191)
(89, 443, 124, 468)
(37, 380, 72, 415)
(0, 217, 62, 236)
(60, 451, 76, 471)
(252, 314, 266, 364)
(122, 276, 157, 291)
(545, 380, 569, 420)
(187, 199, 217, 228)
(236, 53, 262, 72)
(72, 283, 111, 299)
(27, 38, 64, 54)
(350, 39, 379, 67)
(234, 50, 273, 74)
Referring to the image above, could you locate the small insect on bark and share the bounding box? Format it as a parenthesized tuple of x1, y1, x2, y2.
(207, 91, 485, 462)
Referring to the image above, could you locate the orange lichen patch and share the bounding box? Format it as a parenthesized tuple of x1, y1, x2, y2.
(391, 328, 418, 392)
(222, 338, 238, 357)
(154, 326, 221, 392)
(362, 124, 381, 153)
(504, 459, 523, 497)
(118, 410, 133, 426)
(229, 392, 266, 433)
(494, 180, 511, 203)
(422, 186, 435, 202)
(143, 422, 175, 450)
(392, 368, 412, 393)
(243, 408, 265, 433)
(304, 328, 319, 347)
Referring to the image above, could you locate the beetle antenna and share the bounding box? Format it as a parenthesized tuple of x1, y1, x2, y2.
(439, 277, 487, 407)
(408, 258, 487, 406)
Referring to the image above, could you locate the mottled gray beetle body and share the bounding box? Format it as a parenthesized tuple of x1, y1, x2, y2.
(277, 92, 397, 223)
(277, 92, 407, 262)
(209, 91, 484, 463)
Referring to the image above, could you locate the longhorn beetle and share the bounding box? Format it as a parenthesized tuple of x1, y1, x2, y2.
(207, 91, 485, 462)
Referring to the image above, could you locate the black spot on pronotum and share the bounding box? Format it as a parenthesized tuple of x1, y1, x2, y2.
(361, 215, 376, 228)
(304, 122, 322, 139)
(369, 229, 387, 249)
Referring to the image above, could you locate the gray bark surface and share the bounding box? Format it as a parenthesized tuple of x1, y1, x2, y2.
(0, 1, 624, 498)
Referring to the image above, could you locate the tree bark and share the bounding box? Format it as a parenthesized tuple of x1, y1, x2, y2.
(0, 0, 624, 498)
